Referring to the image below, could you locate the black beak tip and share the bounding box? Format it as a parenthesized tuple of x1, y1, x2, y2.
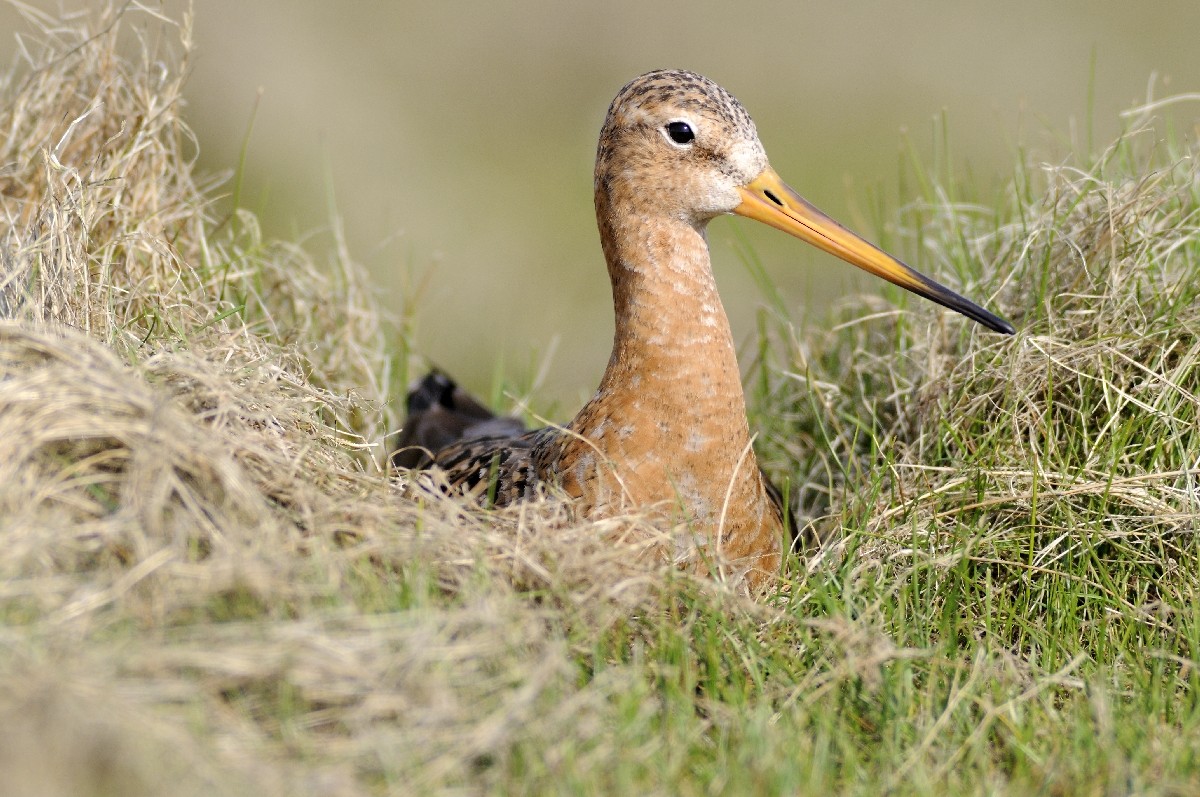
(989, 316, 1016, 335)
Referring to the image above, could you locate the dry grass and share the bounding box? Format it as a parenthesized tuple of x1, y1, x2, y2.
(0, 6, 757, 794)
(3, 3, 1200, 796)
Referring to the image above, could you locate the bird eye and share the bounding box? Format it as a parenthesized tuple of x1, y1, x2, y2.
(665, 121, 695, 145)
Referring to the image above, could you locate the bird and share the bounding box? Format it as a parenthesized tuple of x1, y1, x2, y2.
(393, 69, 1014, 595)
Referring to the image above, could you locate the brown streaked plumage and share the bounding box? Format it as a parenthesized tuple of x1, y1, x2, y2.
(393, 70, 1014, 595)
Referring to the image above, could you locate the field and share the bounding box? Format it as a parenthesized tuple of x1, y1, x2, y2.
(1, 5, 1198, 796)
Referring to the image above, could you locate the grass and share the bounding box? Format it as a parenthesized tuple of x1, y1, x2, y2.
(2, 3, 1199, 796)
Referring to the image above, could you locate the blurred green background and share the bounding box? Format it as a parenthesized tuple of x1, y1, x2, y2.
(3, 2, 1198, 411)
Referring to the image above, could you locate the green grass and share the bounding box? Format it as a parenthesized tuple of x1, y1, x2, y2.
(1, 4, 1199, 796)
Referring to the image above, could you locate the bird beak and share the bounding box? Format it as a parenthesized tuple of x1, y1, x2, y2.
(734, 166, 1014, 334)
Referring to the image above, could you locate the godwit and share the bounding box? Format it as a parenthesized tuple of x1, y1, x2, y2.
(394, 69, 1013, 593)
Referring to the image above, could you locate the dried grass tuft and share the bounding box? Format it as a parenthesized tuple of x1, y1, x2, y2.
(780, 119, 1200, 612)
(0, 6, 763, 791)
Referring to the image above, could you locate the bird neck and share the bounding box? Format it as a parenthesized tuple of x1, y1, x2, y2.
(589, 196, 751, 435)
(543, 187, 781, 590)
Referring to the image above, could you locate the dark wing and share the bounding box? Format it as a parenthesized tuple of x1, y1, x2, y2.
(428, 428, 548, 506)
(391, 371, 555, 504)
(391, 371, 527, 469)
